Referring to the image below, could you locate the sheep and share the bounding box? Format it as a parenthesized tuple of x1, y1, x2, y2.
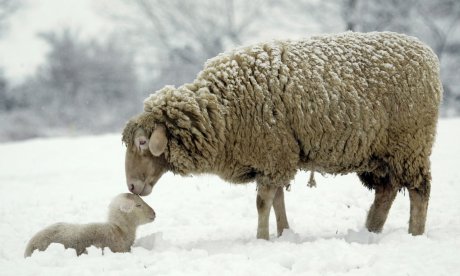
(24, 193, 155, 257)
(122, 31, 442, 240)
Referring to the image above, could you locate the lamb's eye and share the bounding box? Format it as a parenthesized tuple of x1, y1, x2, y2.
(136, 204, 142, 207)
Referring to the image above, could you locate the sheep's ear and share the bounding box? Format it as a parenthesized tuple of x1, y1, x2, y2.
(134, 128, 149, 152)
(149, 124, 167, 156)
(119, 200, 135, 213)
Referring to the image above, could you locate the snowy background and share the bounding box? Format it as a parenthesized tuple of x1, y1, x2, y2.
(1, 0, 460, 275)
(1, 0, 460, 141)
(1, 118, 459, 275)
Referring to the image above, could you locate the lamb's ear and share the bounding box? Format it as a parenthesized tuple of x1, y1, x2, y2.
(134, 128, 149, 152)
(149, 124, 167, 156)
(119, 199, 135, 213)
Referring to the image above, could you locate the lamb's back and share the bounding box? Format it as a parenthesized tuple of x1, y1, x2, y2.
(25, 222, 129, 257)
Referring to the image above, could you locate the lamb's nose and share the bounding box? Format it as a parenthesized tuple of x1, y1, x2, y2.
(130, 184, 135, 192)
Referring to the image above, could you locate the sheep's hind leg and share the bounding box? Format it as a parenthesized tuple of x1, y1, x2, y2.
(272, 186, 289, 237)
(408, 187, 429, 235)
(256, 185, 277, 240)
(366, 185, 398, 233)
(359, 172, 398, 233)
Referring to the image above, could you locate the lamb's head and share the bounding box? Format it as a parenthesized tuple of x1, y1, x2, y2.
(123, 121, 169, 196)
(110, 193, 156, 225)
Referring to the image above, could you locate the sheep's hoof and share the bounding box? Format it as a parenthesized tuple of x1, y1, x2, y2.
(256, 231, 270, 240)
(277, 227, 289, 237)
(408, 226, 425, 236)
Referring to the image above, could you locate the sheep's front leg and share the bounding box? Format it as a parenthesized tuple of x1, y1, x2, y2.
(273, 186, 289, 236)
(256, 185, 277, 240)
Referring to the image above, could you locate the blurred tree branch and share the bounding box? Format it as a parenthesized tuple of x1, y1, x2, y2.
(339, 0, 460, 115)
(415, 0, 460, 61)
(0, 0, 19, 35)
(108, 0, 266, 87)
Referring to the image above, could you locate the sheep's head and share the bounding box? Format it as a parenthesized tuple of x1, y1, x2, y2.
(111, 193, 156, 225)
(123, 123, 169, 196)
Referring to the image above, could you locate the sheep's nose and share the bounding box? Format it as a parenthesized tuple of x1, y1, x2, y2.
(129, 184, 135, 192)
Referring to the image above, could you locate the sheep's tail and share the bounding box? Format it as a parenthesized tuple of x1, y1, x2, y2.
(307, 171, 317, 188)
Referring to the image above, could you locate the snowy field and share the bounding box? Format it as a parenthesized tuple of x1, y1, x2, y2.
(1, 119, 459, 276)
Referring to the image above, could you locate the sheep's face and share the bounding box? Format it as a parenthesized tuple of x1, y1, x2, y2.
(114, 193, 156, 225)
(125, 127, 168, 196)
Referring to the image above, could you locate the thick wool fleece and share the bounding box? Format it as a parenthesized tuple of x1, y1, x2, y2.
(124, 32, 442, 193)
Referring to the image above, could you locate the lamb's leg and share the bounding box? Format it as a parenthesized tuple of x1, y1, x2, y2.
(366, 184, 398, 233)
(256, 185, 277, 240)
(272, 186, 289, 236)
(408, 187, 429, 235)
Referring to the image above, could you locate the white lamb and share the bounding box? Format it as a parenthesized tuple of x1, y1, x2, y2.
(24, 193, 155, 257)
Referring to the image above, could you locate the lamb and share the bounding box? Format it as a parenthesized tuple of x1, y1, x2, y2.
(24, 193, 155, 257)
(122, 31, 442, 240)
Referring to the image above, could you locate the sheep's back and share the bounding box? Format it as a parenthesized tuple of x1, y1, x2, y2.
(199, 32, 441, 178)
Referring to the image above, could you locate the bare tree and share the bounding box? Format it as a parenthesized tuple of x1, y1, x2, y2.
(271, 0, 342, 34)
(339, 0, 460, 115)
(0, 0, 19, 36)
(11, 28, 141, 133)
(341, 0, 417, 33)
(0, 0, 20, 112)
(415, 0, 460, 61)
(0, 69, 9, 110)
(412, 0, 460, 115)
(342, 0, 358, 31)
(108, 0, 266, 88)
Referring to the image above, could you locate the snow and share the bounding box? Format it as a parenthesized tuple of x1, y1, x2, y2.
(1, 119, 460, 275)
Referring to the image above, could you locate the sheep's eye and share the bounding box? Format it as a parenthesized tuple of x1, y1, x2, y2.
(136, 204, 142, 207)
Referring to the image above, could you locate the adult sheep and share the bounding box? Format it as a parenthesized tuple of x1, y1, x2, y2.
(122, 32, 442, 240)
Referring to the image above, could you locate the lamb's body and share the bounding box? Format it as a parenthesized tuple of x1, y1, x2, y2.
(125, 32, 442, 238)
(24, 222, 132, 256)
(24, 193, 155, 257)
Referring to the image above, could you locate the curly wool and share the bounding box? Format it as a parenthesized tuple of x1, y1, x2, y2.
(125, 31, 442, 192)
(123, 85, 226, 175)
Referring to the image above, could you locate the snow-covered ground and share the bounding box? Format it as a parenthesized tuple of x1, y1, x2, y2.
(1, 119, 459, 275)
